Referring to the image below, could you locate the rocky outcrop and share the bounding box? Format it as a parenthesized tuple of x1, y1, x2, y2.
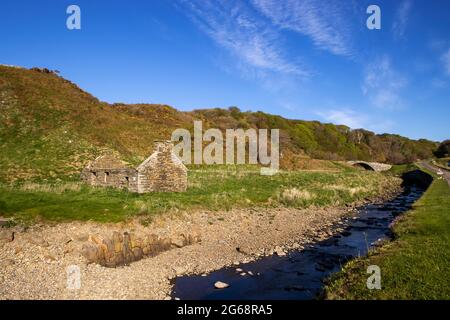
(81, 231, 201, 267)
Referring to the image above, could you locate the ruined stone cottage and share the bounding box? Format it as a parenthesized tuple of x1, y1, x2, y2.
(81, 141, 187, 193)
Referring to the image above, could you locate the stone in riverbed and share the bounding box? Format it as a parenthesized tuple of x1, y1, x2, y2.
(88, 234, 104, 245)
(214, 281, 229, 289)
(274, 246, 286, 256)
(173, 266, 187, 276)
(132, 247, 143, 260)
(29, 235, 49, 247)
(82, 243, 100, 264)
(171, 236, 186, 248)
(0, 230, 14, 242)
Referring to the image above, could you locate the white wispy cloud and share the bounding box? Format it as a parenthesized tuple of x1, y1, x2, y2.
(392, 0, 413, 40)
(317, 108, 366, 129)
(442, 48, 450, 76)
(251, 0, 355, 57)
(362, 55, 407, 109)
(175, 0, 308, 78)
(317, 108, 394, 133)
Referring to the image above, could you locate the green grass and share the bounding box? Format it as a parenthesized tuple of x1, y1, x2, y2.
(386, 163, 418, 176)
(0, 165, 397, 223)
(325, 171, 450, 300)
(432, 158, 450, 171)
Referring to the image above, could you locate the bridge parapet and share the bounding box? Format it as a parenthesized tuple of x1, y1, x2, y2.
(347, 161, 392, 172)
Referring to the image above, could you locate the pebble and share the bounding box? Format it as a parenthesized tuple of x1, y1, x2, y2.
(214, 281, 229, 289)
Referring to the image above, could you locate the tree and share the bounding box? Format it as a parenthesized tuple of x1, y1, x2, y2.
(434, 140, 450, 158)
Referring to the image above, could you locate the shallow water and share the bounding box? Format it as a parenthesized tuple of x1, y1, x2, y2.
(171, 185, 425, 300)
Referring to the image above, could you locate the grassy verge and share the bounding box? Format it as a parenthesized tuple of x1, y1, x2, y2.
(432, 158, 450, 171)
(0, 165, 397, 223)
(325, 170, 450, 299)
(386, 163, 418, 176)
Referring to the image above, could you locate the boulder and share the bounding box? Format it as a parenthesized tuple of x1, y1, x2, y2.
(171, 236, 186, 248)
(0, 229, 14, 242)
(88, 234, 105, 246)
(132, 247, 143, 260)
(81, 243, 100, 263)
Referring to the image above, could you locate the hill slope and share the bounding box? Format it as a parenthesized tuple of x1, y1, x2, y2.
(0, 65, 438, 182)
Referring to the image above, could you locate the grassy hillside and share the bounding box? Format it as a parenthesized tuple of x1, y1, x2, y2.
(0, 65, 438, 183)
(0, 66, 192, 182)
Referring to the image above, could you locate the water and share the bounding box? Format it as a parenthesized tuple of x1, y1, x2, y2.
(171, 185, 425, 300)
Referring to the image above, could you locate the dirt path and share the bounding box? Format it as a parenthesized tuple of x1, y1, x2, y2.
(418, 161, 450, 186)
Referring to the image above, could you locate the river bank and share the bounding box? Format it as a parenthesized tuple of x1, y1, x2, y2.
(325, 164, 450, 299)
(0, 177, 401, 299)
(171, 184, 424, 299)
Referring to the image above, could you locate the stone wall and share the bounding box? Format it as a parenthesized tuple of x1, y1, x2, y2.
(81, 230, 201, 267)
(136, 141, 187, 193)
(81, 168, 138, 190)
(81, 141, 187, 193)
(80, 154, 138, 190)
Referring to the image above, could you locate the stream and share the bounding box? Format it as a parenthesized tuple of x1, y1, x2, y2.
(171, 180, 427, 300)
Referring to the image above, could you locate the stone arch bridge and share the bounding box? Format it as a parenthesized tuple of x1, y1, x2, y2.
(347, 161, 392, 172)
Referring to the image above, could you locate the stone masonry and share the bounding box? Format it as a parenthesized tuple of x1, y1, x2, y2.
(81, 141, 187, 193)
(80, 154, 138, 190)
(82, 230, 201, 267)
(347, 161, 392, 172)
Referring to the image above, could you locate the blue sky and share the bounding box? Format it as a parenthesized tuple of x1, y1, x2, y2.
(0, 0, 449, 141)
